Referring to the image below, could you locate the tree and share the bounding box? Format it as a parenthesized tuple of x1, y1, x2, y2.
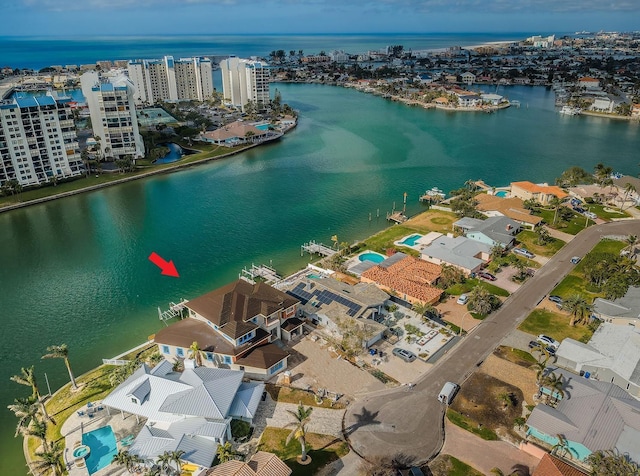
(216, 441, 240, 463)
(586, 449, 640, 475)
(285, 403, 313, 462)
(535, 226, 552, 245)
(548, 196, 563, 225)
(30, 440, 64, 476)
(621, 183, 636, 210)
(624, 235, 638, 255)
(8, 395, 40, 437)
(468, 286, 496, 316)
(109, 359, 141, 387)
(562, 294, 591, 326)
(10, 366, 53, 423)
(42, 344, 77, 390)
(156, 451, 173, 475)
(551, 434, 577, 460)
(188, 341, 206, 367)
(438, 264, 466, 289)
(411, 301, 431, 317)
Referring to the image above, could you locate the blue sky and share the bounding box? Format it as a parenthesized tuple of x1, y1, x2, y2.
(2, 0, 639, 36)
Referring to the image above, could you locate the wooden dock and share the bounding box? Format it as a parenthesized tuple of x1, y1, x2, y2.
(386, 211, 408, 224)
(301, 241, 338, 257)
(240, 264, 281, 284)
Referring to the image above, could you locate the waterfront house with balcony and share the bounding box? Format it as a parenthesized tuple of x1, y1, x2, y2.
(154, 280, 300, 379)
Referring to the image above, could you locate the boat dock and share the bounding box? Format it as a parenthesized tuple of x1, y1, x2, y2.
(386, 211, 408, 223)
(419, 187, 445, 203)
(158, 299, 188, 326)
(301, 241, 338, 257)
(240, 263, 281, 284)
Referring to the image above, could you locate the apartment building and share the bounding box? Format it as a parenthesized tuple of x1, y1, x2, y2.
(220, 57, 270, 110)
(0, 92, 83, 187)
(80, 71, 145, 160)
(127, 56, 213, 105)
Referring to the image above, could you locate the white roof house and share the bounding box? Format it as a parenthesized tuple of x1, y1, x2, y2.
(554, 323, 640, 399)
(421, 235, 492, 275)
(593, 286, 640, 328)
(103, 360, 264, 468)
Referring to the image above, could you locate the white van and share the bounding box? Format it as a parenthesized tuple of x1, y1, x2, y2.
(438, 382, 460, 404)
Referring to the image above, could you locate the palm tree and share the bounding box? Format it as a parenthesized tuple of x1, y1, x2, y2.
(548, 196, 562, 225)
(543, 372, 565, 405)
(411, 301, 431, 317)
(42, 344, 77, 390)
(112, 450, 142, 474)
(216, 441, 240, 463)
(7, 395, 39, 437)
(169, 449, 185, 474)
(156, 451, 173, 475)
(551, 434, 577, 460)
(30, 440, 64, 476)
(469, 285, 494, 316)
(562, 294, 591, 326)
(624, 235, 638, 255)
(22, 417, 49, 453)
(10, 366, 53, 423)
(621, 183, 636, 210)
(188, 341, 206, 367)
(285, 402, 314, 462)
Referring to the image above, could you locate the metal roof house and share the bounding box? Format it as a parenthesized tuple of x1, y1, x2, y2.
(526, 368, 640, 465)
(154, 280, 299, 380)
(420, 235, 492, 275)
(103, 359, 264, 469)
(554, 323, 640, 399)
(592, 286, 640, 329)
(453, 216, 521, 248)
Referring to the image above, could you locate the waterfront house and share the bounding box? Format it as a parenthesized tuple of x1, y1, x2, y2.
(360, 253, 443, 305)
(578, 77, 601, 90)
(475, 193, 543, 230)
(421, 235, 492, 275)
(592, 286, 640, 328)
(453, 216, 521, 249)
(103, 359, 264, 469)
(510, 181, 568, 206)
(155, 280, 300, 379)
(461, 72, 476, 85)
(526, 367, 640, 465)
(282, 276, 389, 348)
(199, 121, 269, 146)
(554, 323, 640, 399)
(632, 104, 640, 118)
(206, 451, 291, 476)
(590, 97, 615, 113)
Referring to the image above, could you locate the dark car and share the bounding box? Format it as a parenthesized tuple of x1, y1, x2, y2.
(548, 295, 563, 304)
(478, 271, 497, 281)
(529, 340, 557, 355)
(528, 340, 541, 349)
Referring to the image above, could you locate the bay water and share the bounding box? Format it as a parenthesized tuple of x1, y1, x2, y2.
(1, 82, 639, 474)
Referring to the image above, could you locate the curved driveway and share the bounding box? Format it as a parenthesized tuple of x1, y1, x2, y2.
(343, 220, 640, 465)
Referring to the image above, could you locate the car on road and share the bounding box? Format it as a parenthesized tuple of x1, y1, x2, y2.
(537, 334, 560, 349)
(456, 294, 469, 305)
(438, 382, 460, 404)
(548, 295, 563, 304)
(570, 256, 581, 264)
(392, 347, 417, 363)
(478, 271, 497, 281)
(513, 248, 535, 259)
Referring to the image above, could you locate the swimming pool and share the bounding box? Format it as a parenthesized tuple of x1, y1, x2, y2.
(254, 123, 271, 131)
(82, 425, 118, 475)
(400, 234, 423, 246)
(495, 190, 508, 198)
(358, 252, 385, 264)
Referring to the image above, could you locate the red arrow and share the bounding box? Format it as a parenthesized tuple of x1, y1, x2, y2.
(148, 252, 179, 278)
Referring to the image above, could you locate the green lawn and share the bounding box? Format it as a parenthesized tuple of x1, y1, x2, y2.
(518, 309, 594, 343)
(430, 454, 484, 476)
(446, 409, 499, 441)
(257, 427, 348, 476)
(588, 204, 631, 220)
(446, 278, 510, 297)
(536, 208, 594, 235)
(516, 230, 565, 257)
(362, 225, 419, 253)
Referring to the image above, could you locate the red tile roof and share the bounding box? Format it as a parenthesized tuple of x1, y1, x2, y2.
(532, 454, 588, 476)
(511, 181, 568, 199)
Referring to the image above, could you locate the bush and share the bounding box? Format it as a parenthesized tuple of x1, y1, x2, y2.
(231, 419, 253, 439)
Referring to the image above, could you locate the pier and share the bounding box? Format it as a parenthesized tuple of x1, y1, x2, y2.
(239, 263, 281, 284)
(158, 299, 188, 326)
(386, 211, 408, 223)
(419, 187, 445, 203)
(301, 241, 338, 257)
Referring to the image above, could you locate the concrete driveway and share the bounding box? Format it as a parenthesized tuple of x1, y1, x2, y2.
(343, 220, 640, 466)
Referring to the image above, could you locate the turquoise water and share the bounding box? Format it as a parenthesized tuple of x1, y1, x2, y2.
(254, 123, 271, 131)
(400, 234, 423, 246)
(82, 425, 117, 475)
(154, 143, 185, 164)
(1, 83, 639, 475)
(359, 252, 386, 264)
(495, 191, 508, 198)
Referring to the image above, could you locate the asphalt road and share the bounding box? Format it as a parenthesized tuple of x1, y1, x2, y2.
(343, 220, 640, 466)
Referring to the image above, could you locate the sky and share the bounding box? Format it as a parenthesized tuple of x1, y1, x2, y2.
(1, 0, 639, 36)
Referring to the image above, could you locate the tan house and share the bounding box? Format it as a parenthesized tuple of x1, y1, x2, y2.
(510, 181, 568, 206)
(200, 121, 269, 146)
(475, 193, 543, 229)
(155, 280, 300, 379)
(361, 252, 442, 305)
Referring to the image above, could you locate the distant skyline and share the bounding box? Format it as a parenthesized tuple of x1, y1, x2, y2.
(1, 0, 639, 37)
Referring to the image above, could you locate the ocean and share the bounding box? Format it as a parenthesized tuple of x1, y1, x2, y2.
(0, 32, 542, 70)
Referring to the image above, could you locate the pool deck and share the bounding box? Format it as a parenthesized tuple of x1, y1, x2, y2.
(61, 402, 146, 476)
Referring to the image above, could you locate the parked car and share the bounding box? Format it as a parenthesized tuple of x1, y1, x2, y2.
(537, 334, 560, 349)
(392, 347, 417, 363)
(438, 381, 460, 404)
(528, 340, 557, 354)
(570, 256, 581, 265)
(584, 211, 597, 219)
(513, 248, 535, 259)
(548, 295, 563, 304)
(456, 294, 469, 305)
(478, 271, 497, 281)
(574, 207, 586, 214)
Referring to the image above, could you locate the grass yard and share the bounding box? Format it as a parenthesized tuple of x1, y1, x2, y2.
(589, 204, 631, 220)
(516, 230, 566, 257)
(493, 346, 537, 368)
(535, 208, 594, 235)
(265, 384, 346, 409)
(257, 427, 348, 476)
(446, 278, 510, 297)
(404, 209, 458, 233)
(518, 309, 595, 343)
(429, 454, 484, 476)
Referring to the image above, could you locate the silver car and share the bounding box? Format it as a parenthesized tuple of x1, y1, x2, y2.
(392, 347, 417, 362)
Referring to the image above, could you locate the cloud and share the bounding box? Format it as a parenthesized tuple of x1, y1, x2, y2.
(8, 0, 640, 13)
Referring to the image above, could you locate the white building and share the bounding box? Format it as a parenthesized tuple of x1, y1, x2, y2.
(220, 57, 270, 111)
(81, 71, 145, 160)
(461, 72, 476, 85)
(127, 56, 214, 105)
(0, 92, 83, 187)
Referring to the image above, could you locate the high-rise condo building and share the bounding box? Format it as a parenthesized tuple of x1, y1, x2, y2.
(81, 71, 145, 160)
(127, 56, 214, 105)
(0, 92, 83, 187)
(220, 57, 270, 110)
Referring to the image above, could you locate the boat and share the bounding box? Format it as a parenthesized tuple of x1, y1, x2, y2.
(559, 106, 581, 116)
(419, 187, 446, 202)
